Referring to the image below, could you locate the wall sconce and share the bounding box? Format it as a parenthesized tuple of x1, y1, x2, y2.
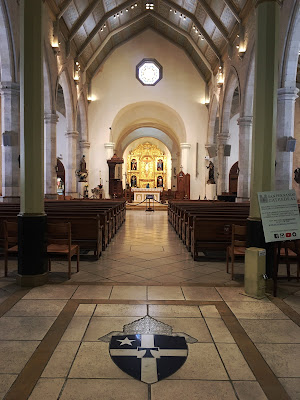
(74, 60, 80, 84)
(217, 65, 224, 88)
(237, 26, 246, 59)
(51, 21, 60, 55)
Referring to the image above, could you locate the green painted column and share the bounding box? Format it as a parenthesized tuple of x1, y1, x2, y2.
(245, 0, 279, 292)
(249, 0, 279, 218)
(17, 0, 48, 286)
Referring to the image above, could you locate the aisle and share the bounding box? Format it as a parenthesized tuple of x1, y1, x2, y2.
(68, 210, 243, 285)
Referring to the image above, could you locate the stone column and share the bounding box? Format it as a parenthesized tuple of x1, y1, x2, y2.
(104, 142, 115, 198)
(44, 113, 58, 199)
(237, 116, 252, 201)
(65, 130, 79, 196)
(275, 87, 299, 190)
(246, 0, 280, 285)
(18, 0, 47, 286)
(217, 133, 229, 195)
(180, 143, 191, 173)
(0, 82, 20, 202)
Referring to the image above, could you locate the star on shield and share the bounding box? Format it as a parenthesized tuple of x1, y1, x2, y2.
(109, 334, 188, 384)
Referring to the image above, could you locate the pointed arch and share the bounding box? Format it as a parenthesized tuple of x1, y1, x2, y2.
(220, 68, 240, 134)
(57, 68, 75, 131)
(0, 0, 16, 81)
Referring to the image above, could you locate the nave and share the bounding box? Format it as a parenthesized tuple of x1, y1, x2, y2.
(0, 211, 299, 399)
(59, 210, 243, 285)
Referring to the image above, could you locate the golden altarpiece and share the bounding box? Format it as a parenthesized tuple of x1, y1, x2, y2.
(127, 142, 167, 188)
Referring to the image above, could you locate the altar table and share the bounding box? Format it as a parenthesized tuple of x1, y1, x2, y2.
(131, 188, 163, 203)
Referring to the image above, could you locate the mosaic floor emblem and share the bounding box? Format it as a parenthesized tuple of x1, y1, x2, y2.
(99, 315, 197, 384)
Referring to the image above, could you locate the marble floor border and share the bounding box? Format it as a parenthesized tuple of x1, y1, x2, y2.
(0, 286, 30, 318)
(61, 281, 244, 287)
(3, 296, 291, 400)
(268, 295, 300, 327)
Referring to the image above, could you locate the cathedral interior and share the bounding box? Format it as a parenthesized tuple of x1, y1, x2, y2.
(0, 0, 299, 399)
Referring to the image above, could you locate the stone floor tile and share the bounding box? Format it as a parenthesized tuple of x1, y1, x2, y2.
(149, 305, 202, 318)
(74, 304, 96, 317)
(226, 301, 289, 319)
(0, 317, 55, 340)
(69, 342, 128, 378)
(168, 343, 228, 380)
(110, 286, 147, 300)
(148, 286, 184, 300)
(132, 268, 168, 279)
(279, 378, 300, 400)
(0, 374, 17, 398)
(216, 287, 270, 302)
(4, 299, 67, 317)
(239, 319, 300, 343)
(72, 285, 112, 299)
(42, 342, 80, 377)
(109, 274, 147, 283)
(283, 295, 300, 314)
(83, 316, 137, 341)
(61, 317, 91, 341)
(152, 274, 188, 284)
(157, 317, 212, 342)
(152, 380, 236, 400)
(199, 305, 221, 318)
(0, 341, 39, 373)
(205, 318, 235, 343)
(256, 343, 300, 377)
(29, 378, 65, 400)
(233, 381, 267, 400)
(60, 378, 148, 400)
(182, 286, 222, 301)
(217, 343, 255, 380)
(94, 304, 147, 317)
(23, 285, 77, 299)
(111, 263, 148, 273)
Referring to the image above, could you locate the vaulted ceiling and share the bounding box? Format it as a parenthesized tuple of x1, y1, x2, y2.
(46, 0, 251, 83)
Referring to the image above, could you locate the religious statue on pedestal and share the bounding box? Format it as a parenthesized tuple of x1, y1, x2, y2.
(206, 161, 215, 184)
(76, 155, 88, 182)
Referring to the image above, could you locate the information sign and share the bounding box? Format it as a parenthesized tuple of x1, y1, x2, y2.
(258, 190, 300, 243)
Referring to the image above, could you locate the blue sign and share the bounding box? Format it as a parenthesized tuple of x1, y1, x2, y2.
(146, 194, 154, 199)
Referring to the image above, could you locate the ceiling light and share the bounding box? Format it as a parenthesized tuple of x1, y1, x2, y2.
(192, 26, 195, 30)
(120, 10, 123, 14)
(180, 13, 182, 18)
(100, 27, 103, 31)
(104, 24, 106, 27)
(113, 14, 116, 18)
(169, 8, 172, 11)
(174, 10, 177, 14)
(183, 16, 186, 20)
(135, 3, 138, 7)
(195, 29, 198, 33)
(126, 8, 128, 11)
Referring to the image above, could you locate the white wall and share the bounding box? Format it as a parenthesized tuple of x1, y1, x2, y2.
(227, 113, 239, 189)
(88, 29, 208, 199)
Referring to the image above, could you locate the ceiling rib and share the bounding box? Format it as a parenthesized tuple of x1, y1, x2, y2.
(197, 0, 229, 42)
(69, 0, 101, 41)
(76, 0, 135, 57)
(222, 0, 241, 23)
(163, 0, 221, 59)
(57, 0, 73, 19)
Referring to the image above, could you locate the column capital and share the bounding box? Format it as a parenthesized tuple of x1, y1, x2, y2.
(104, 142, 115, 149)
(238, 116, 253, 126)
(80, 140, 90, 149)
(277, 87, 299, 102)
(44, 113, 58, 124)
(180, 143, 191, 149)
(65, 130, 79, 138)
(0, 81, 20, 95)
(217, 132, 229, 144)
(255, 0, 282, 8)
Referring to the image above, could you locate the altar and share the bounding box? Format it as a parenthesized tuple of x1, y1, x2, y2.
(131, 188, 163, 203)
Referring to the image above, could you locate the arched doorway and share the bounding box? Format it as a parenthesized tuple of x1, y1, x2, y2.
(229, 161, 239, 195)
(56, 158, 65, 198)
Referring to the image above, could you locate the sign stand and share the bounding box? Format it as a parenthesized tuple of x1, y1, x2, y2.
(146, 194, 154, 212)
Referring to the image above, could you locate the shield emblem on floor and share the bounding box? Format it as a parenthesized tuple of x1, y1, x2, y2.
(109, 334, 188, 384)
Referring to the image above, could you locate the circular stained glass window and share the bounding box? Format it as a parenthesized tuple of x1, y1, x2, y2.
(136, 59, 162, 86)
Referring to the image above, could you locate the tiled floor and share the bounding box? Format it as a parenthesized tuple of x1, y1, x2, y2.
(0, 210, 299, 399)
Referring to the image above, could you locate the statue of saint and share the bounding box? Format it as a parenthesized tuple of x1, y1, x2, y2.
(206, 161, 215, 184)
(157, 159, 163, 171)
(80, 155, 87, 173)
